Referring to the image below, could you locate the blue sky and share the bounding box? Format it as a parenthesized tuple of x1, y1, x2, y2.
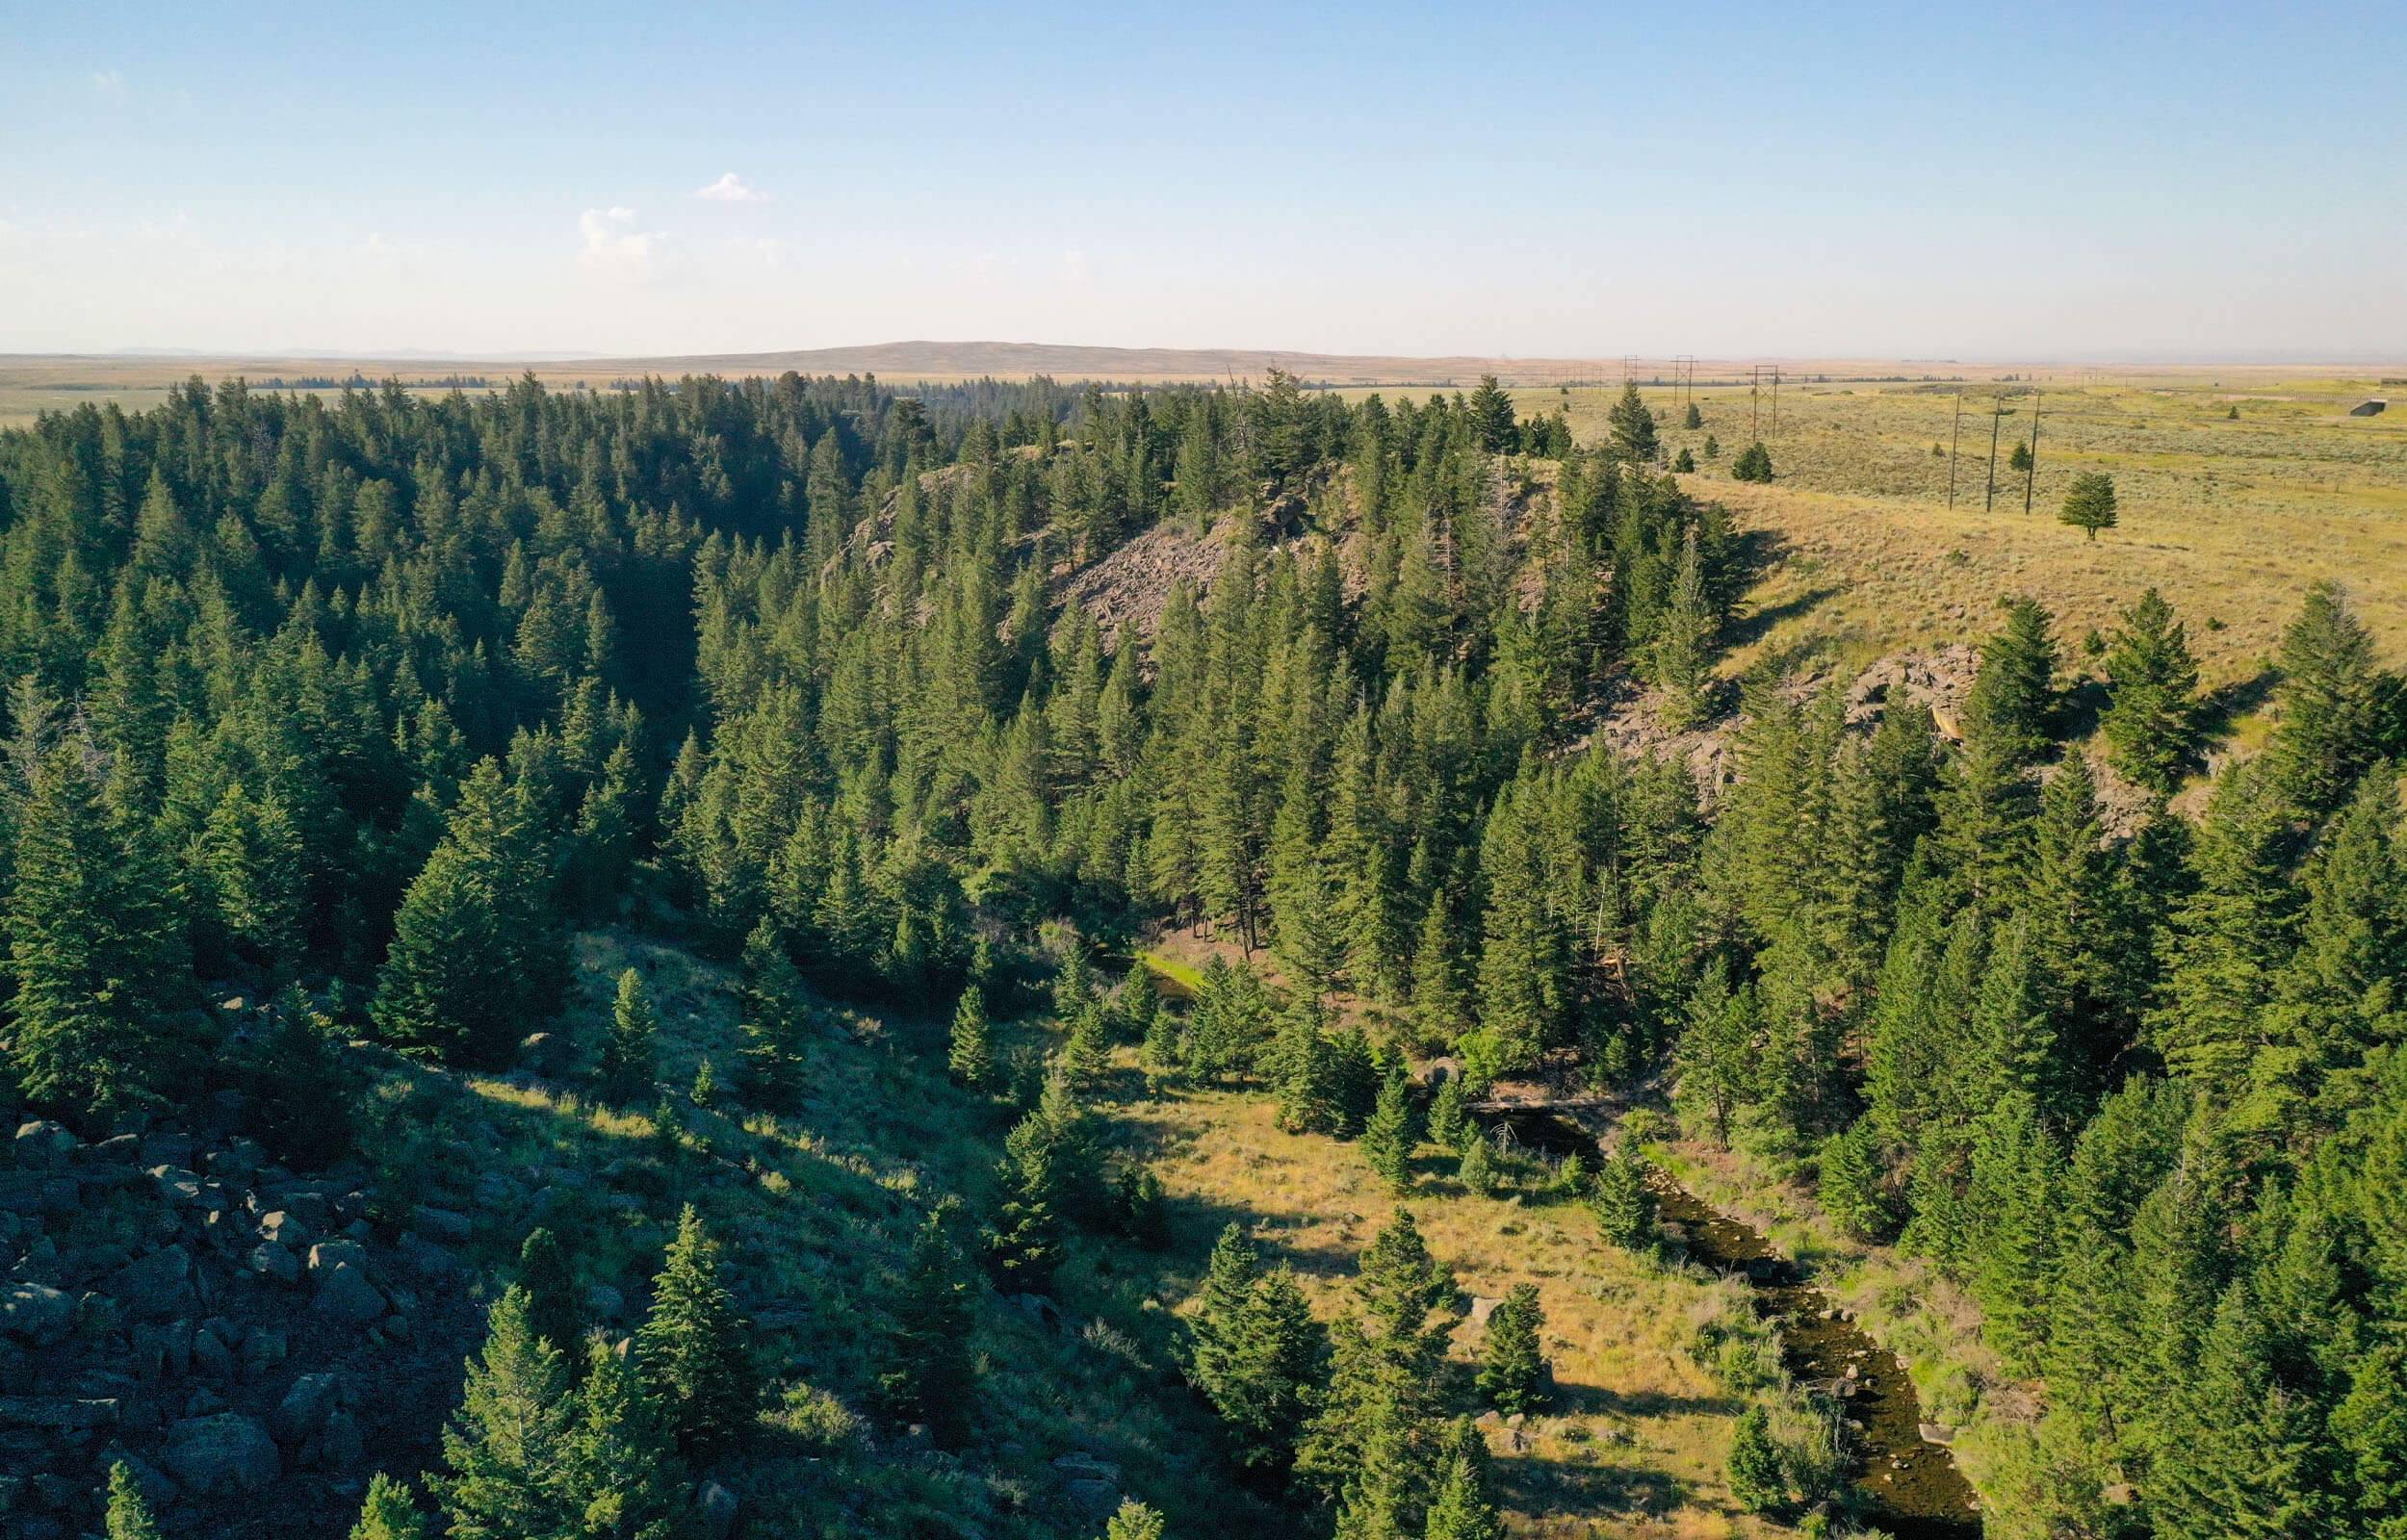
(4, 2, 2401, 359)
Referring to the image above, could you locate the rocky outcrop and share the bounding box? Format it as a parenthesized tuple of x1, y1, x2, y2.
(0, 1114, 479, 1539)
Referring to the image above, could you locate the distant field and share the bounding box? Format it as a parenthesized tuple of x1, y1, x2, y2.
(1514, 373, 2407, 683)
(13, 345, 2389, 426)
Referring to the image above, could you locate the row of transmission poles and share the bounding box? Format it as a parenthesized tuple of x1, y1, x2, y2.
(1945, 388, 2044, 511)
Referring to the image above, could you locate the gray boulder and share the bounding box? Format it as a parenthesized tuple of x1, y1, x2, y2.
(272, 1373, 342, 1445)
(103, 1245, 195, 1321)
(13, 1120, 75, 1168)
(306, 1239, 367, 1276)
(246, 1242, 301, 1285)
(161, 1412, 280, 1494)
(0, 1283, 73, 1346)
(413, 1204, 474, 1242)
(313, 1262, 384, 1324)
(0, 1396, 118, 1429)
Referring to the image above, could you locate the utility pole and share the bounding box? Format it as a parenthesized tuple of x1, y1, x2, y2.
(1750, 366, 1762, 440)
(1947, 388, 1964, 508)
(1771, 366, 1781, 433)
(1984, 397, 2006, 511)
(2022, 394, 2041, 514)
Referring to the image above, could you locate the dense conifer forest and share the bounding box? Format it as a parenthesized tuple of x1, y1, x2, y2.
(0, 370, 2399, 1538)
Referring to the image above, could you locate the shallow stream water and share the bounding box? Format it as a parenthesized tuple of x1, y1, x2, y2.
(1486, 1111, 1982, 1537)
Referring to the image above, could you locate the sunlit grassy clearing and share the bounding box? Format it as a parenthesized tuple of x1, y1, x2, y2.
(1119, 1077, 1796, 1538)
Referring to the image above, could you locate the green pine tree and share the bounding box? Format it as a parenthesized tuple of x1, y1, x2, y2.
(636, 1205, 758, 1460)
(1101, 1500, 1167, 1540)
(563, 1337, 686, 1539)
(1731, 441, 1773, 482)
(1361, 1063, 1419, 1191)
(2100, 587, 2200, 793)
(517, 1227, 583, 1368)
(1726, 1402, 1788, 1513)
(2058, 471, 2118, 539)
(2266, 579, 2389, 817)
(1475, 1283, 1550, 1415)
(432, 1285, 578, 1540)
(375, 758, 564, 1067)
(1427, 1073, 1473, 1151)
(599, 967, 658, 1104)
(1608, 382, 1660, 462)
(948, 985, 996, 1091)
(349, 1473, 429, 1540)
(1423, 1417, 1504, 1540)
(1592, 1147, 1659, 1251)
(6, 735, 183, 1117)
(879, 1196, 978, 1441)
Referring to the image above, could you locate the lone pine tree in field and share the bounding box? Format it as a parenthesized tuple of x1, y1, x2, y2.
(2059, 470, 2119, 539)
(637, 1205, 758, 1460)
(2102, 587, 2201, 793)
(1683, 401, 1704, 429)
(2009, 438, 2033, 472)
(1731, 440, 1774, 482)
(1672, 447, 1695, 472)
(1476, 1282, 1551, 1414)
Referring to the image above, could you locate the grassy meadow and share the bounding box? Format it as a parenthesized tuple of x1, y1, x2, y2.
(1516, 372, 2407, 686)
(1118, 1064, 1801, 1538)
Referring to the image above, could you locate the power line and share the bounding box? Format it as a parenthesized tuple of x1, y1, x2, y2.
(1947, 388, 1964, 509)
(2023, 393, 2041, 515)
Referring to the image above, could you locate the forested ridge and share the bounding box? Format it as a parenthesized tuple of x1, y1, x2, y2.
(0, 370, 2399, 1539)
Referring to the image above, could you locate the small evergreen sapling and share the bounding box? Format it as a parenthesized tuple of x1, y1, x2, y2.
(349, 1473, 429, 1540)
(106, 1462, 163, 1540)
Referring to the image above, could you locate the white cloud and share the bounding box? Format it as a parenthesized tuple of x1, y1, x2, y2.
(91, 70, 127, 103)
(578, 206, 660, 280)
(1060, 247, 1091, 284)
(694, 172, 762, 203)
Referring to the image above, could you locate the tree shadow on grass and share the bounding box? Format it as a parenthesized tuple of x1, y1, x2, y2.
(2197, 665, 2282, 742)
(1724, 584, 1840, 652)
(1488, 1445, 1695, 1524)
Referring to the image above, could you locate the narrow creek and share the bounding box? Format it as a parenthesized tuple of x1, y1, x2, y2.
(1486, 1112, 1982, 1538)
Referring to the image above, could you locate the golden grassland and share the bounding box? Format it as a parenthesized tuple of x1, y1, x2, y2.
(1519, 373, 2407, 684)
